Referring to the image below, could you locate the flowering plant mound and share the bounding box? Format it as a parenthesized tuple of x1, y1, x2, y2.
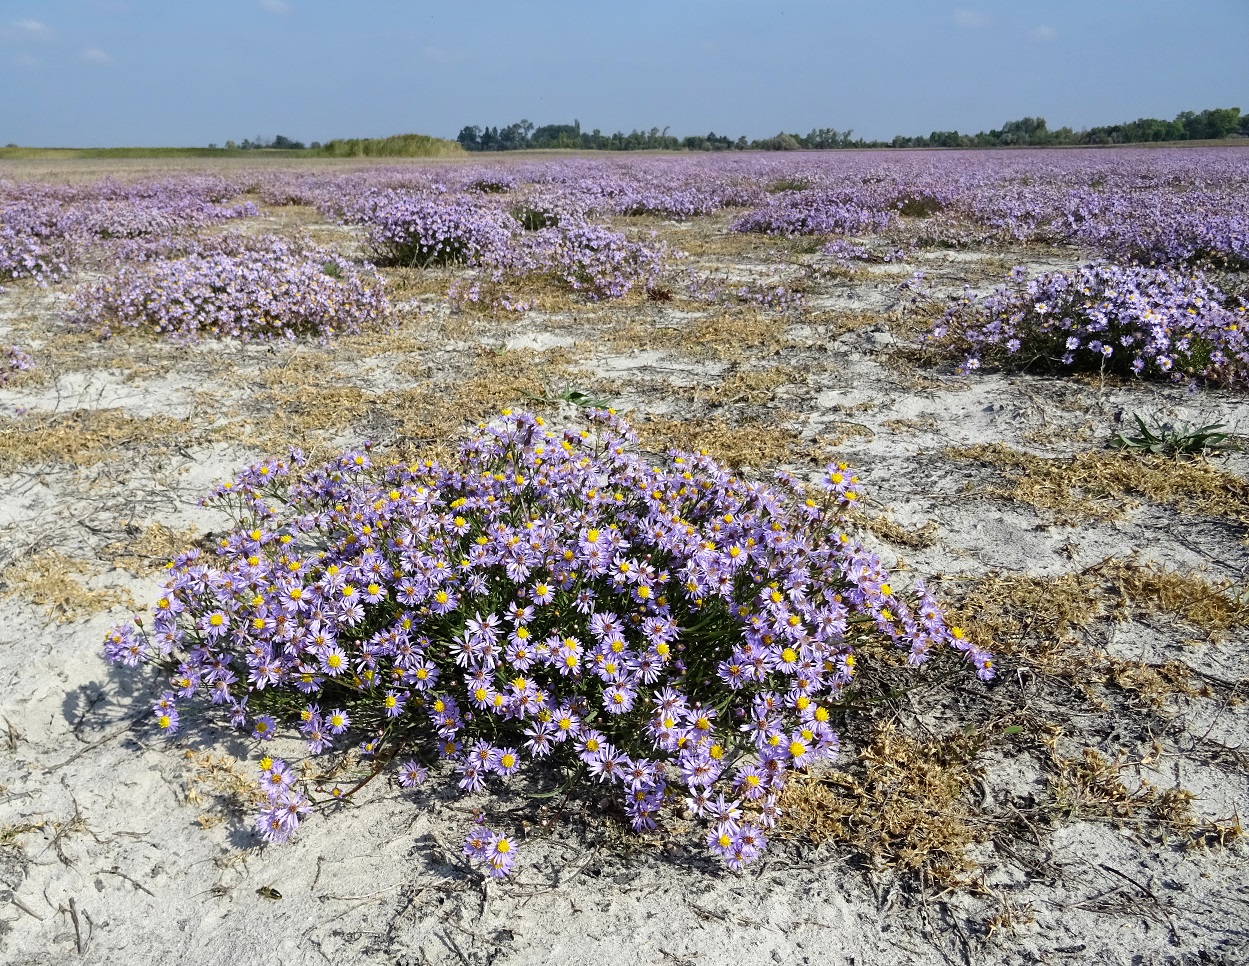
(70, 237, 389, 343)
(493, 221, 666, 299)
(106, 410, 992, 873)
(450, 219, 671, 311)
(0, 203, 70, 283)
(1, 176, 257, 282)
(1, 345, 33, 385)
(731, 191, 895, 237)
(929, 264, 1249, 385)
(1057, 194, 1249, 271)
(360, 194, 518, 268)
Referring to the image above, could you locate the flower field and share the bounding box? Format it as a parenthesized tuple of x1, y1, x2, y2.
(1, 149, 1247, 965)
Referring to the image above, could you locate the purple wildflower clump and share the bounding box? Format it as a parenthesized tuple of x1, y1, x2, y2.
(69, 196, 258, 242)
(255, 757, 312, 845)
(817, 238, 910, 268)
(682, 270, 801, 312)
(1059, 194, 1249, 271)
(357, 193, 518, 268)
(105, 410, 992, 871)
(0, 203, 71, 283)
(531, 222, 666, 298)
(0, 175, 258, 282)
(1, 345, 34, 385)
(929, 263, 1249, 385)
(471, 220, 669, 304)
(69, 236, 389, 343)
(731, 190, 895, 237)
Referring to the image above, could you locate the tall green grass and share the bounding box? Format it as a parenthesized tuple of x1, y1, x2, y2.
(317, 134, 466, 158)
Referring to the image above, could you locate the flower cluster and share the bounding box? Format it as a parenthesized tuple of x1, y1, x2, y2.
(929, 263, 1249, 384)
(340, 187, 669, 306)
(106, 410, 991, 872)
(0, 175, 257, 281)
(731, 191, 896, 237)
(818, 238, 911, 268)
(0, 203, 71, 283)
(1058, 193, 1249, 271)
(681, 270, 802, 312)
(1, 344, 34, 385)
(458, 219, 669, 307)
(356, 193, 517, 267)
(462, 815, 517, 879)
(69, 236, 389, 342)
(255, 757, 313, 845)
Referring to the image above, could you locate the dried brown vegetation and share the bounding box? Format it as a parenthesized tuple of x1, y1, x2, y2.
(947, 443, 1249, 524)
(104, 522, 202, 574)
(0, 408, 194, 472)
(637, 415, 802, 468)
(1041, 740, 1242, 846)
(780, 722, 986, 884)
(2, 550, 134, 623)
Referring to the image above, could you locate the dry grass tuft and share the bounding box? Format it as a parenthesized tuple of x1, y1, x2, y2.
(947, 444, 1249, 524)
(0, 409, 192, 472)
(1100, 559, 1248, 635)
(377, 266, 462, 300)
(880, 415, 941, 435)
(943, 559, 1246, 705)
(678, 366, 800, 405)
(251, 382, 374, 451)
(3, 550, 134, 622)
(683, 311, 790, 360)
(1041, 739, 1242, 845)
(0, 821, 45, 849)
(813, 421, 875, 448)
(607, 309, 791, 363)
(182, 749, 268, 824)
(387, 347, 578, 456)
(105, 522, 202, 574)
(780, 722, 985, 883)
(854, 512, 940, 550)
(805, 310, 890, 341)
(637, 416, 802, 468)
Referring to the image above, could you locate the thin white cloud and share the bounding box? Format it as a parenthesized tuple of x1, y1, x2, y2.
(261, 0, 291, 13)
(953, 9, 990, 29)
(81, 46, 112, 65)
(1029, 25, 1058, 41)
(15, 19, 51, 36)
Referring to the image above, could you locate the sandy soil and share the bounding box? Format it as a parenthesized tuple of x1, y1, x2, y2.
(1, 175, 1247, 965)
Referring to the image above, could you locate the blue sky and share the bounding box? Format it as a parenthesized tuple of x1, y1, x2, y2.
(2, 1, 1246, 146)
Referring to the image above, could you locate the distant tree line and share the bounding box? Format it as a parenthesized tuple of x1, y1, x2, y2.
(218, 134, 320, 150)
(210, 108, 1247, 155)
(456, 108, 1249, 152)
(885, 108, 1248, 148)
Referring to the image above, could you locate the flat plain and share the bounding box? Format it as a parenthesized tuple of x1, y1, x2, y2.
(1, 150, 1247, 965)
